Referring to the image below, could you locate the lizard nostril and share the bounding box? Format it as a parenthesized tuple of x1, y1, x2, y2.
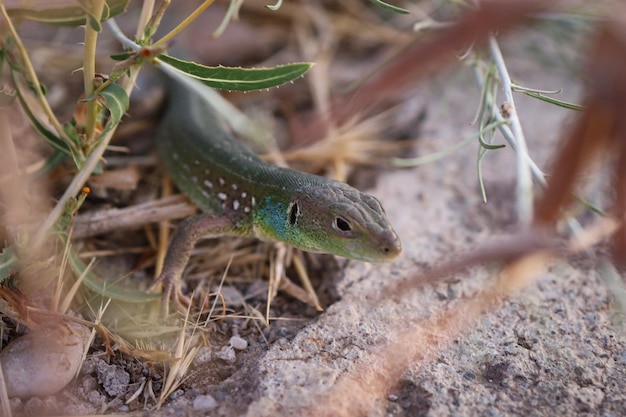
(382, 230, 402, 258)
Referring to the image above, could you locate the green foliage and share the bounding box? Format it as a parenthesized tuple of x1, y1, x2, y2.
(83, 81, 129, 151)
(5, 0, 129, 27)
(158, 54, 313, 92)
(10, 70, 72, 155)
(521, 91, 585, 111)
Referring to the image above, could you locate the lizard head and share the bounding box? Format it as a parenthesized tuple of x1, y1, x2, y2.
(253, 180, 402, 262)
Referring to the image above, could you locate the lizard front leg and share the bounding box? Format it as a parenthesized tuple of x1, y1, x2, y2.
(151, 214, 235, 315)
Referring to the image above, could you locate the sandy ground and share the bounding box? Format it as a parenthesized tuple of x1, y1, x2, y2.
(149, 43, 626, 416)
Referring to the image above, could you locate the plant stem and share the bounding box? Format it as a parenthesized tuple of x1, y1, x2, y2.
(470, 63, 546, 187)
(152, 0, 216, 47)
(83, 0, 106, 144)
(488, 35, 534, 226)
(135, 0, 156, 40)
(34, 20, 145, 248)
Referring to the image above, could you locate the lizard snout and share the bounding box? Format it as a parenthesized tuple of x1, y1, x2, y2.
(379, 229, 402, 261)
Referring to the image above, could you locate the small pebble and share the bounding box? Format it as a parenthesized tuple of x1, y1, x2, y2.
(215, 286, 245, 306)
(169, 389, 185, 400)
(193, 394, 218, 410)
(229, 336, 248, 351)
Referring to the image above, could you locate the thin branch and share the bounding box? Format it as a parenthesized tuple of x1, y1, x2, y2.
(108, 19, 142, 50)
(83, 0, 106, 142)
(135, 0, 156, 40)
(33, 20, 144, 247)
(472, 51, 585, 235)
(152, 0, 216, 47)
(488, 35, 534, 225)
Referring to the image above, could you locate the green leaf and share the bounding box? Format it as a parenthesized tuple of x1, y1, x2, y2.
(6, 0, 129, 27)
(5, 52, 48, 96)
(86, 13, 102, 32)
(84, 82, 129, 151)
(523, 91, 584, 111)
(10, 70, 73, 155)
(94, 82, 129, 124)
(110, 52, 134, 61)
(369, 0, 410, 14)
(158, 54, 313, 91)
(478, 120, 507, 150)
(63, 123, 87, 168)
(102, 1, 112, 20)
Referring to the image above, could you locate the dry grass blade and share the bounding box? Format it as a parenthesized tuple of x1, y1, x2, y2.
(156, 315, 201, 409)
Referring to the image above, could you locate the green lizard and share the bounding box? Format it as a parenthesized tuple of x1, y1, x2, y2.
(154, 67, 402, 311)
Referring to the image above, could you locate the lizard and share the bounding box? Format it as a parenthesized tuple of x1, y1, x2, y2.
(153, 66, 402, 312)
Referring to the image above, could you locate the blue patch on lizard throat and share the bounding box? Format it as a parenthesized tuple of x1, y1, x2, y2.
(254, 196, 288, 240)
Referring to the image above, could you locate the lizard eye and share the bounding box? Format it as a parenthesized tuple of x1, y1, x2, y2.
(334, 217, 352, 232)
